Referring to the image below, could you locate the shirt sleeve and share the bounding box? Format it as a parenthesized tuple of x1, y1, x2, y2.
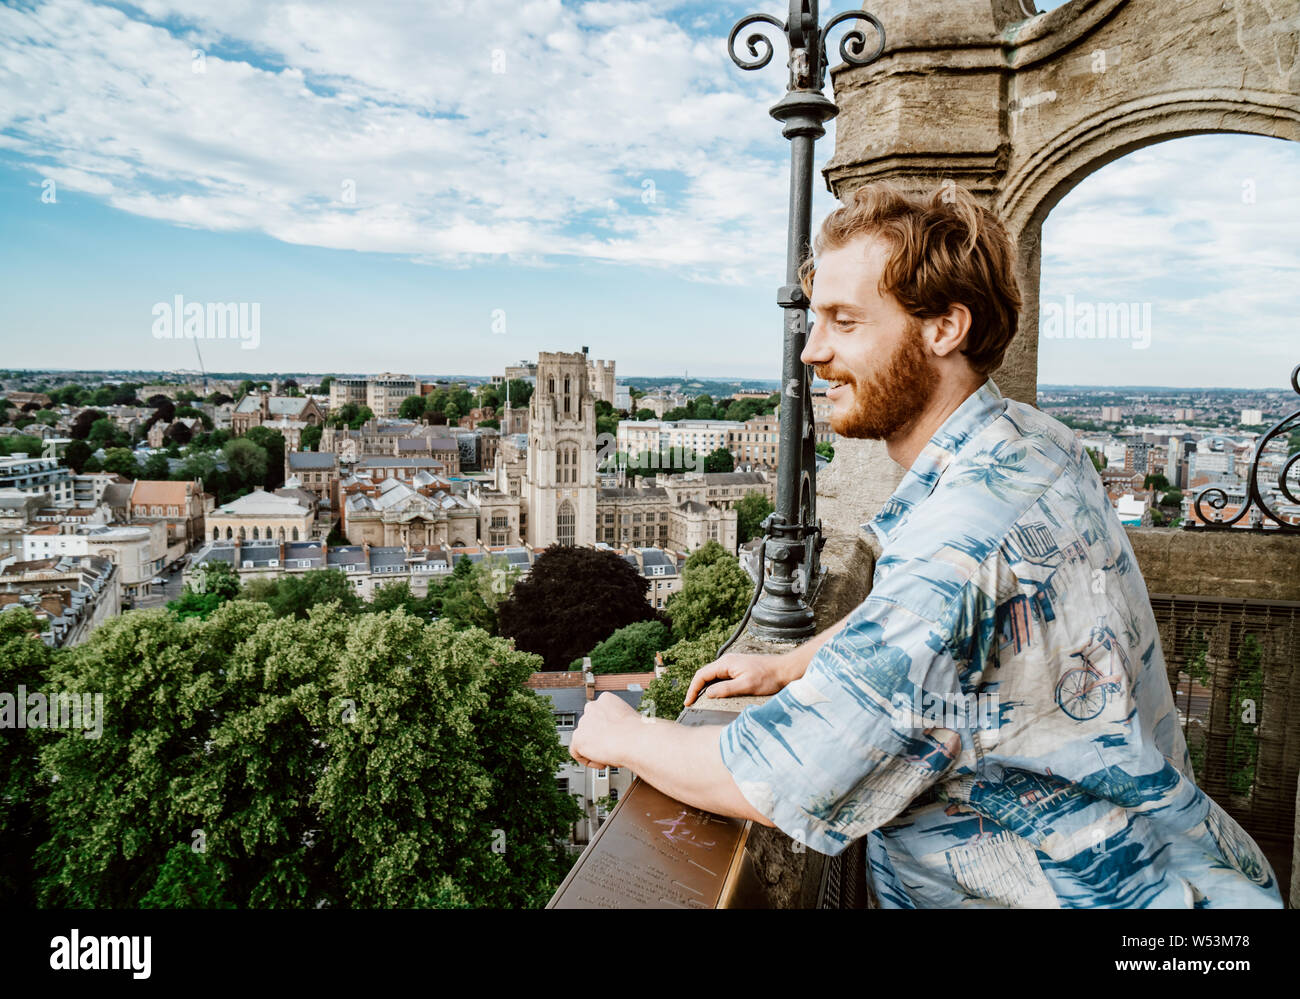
(719, 554, 996, 856)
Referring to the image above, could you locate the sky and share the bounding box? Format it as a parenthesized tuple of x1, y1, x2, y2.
(0, 0, 1295, 387)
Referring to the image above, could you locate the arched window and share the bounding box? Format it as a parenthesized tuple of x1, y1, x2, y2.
(278, 527, 286, 541)
(238, 527, 246, 541)
(548, 377, 555, 396)
(557, 500, 575, 546)
(252, 527, 259, 540)
(213, 527, 219, 540)
(292, 527, 299, 541)
(563, 376, 571, 415)
(226, 527, 233, 540)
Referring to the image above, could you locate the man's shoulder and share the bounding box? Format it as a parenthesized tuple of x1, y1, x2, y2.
(898, 406, 1069, 544)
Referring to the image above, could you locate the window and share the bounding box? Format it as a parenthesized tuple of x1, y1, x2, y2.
(597, 767, 608, 778)
(557, 500, 575, 546)
(555, 712, 576, 729)
(609, 766, 620, 774)
(556, 777, 569, 794)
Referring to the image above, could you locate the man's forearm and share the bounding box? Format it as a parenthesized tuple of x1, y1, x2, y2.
(621, 717, 774, 827)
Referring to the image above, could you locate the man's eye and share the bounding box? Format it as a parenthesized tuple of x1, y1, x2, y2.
(833, 318, 854, 330)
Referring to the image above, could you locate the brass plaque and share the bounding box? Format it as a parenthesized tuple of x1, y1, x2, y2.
(548, 709, 755, 909)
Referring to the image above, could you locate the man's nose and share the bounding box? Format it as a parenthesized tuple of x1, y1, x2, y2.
(801, 319, 830, 367)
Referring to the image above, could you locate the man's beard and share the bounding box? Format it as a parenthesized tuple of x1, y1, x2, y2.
(816, 317, 940, 440)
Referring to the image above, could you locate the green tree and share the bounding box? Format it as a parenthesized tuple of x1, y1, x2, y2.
(143, 453, 172, 480)
(101, 447, 141, 479)
(34, 603, 272, 907)
(351, 406, 374, 430)
(498, 546, 661, 670)
(399, 395, 427, 420)
(243, 426, 286, 490)
(595, 399, 618, 440)
(444, 402, 462, 426)
(0, 608, 55, 906)
(665, 542, 753, 643)
(64, 439, 93, 474)
(640, 622, 735, 721)
(223, 438, 269, 492)
(502, 379, 534, 411)
(815, 441, 835, 462)
(735, 491, 774, 544)
(300, 424, 323, 452)
(0, 434, 45, 457)
(327, 402, 359, 429)
(703, 447, 735, 473)
(88, 417, 127, 449)
(241, 570, 362, 620)
(147, 395, 177, 422)
(168, 562, 242, 620)
(426, 556, 516, 633)
(15, 597, 580, 908)
(571, 619, 672, 674)
(312, 611, 579, 906)
(1143, 472, 1170, 492)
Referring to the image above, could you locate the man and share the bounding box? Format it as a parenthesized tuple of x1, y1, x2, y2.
(570, 182, 1282, 908)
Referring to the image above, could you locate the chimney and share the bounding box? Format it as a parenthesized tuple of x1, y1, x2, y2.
(583, 657, 595, 701)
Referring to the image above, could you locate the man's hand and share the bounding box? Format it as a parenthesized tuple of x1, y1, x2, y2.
(570, 691, 642, 769)
(684, 651, 799, 707)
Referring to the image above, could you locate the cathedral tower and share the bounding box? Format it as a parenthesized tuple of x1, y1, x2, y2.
(523, 351, 597, 547)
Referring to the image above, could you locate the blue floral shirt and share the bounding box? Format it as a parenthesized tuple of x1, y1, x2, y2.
(720, 377, 1282, 908)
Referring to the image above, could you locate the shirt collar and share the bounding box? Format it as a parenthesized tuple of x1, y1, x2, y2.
(863, 377, 1007, 546)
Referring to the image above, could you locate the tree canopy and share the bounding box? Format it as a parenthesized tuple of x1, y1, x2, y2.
(735, 491, 774, 544)
(498, 546, 661, 670)
(5, 599, 579, 908)
(570, 619, 672, 674)
(664, 541, 753, 643)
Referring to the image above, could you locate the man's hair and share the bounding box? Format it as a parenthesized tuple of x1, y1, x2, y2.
(799, 181, 1022, 377)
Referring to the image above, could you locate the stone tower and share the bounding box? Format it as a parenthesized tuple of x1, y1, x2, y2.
(583, 347, 616, 406)
(524, 351, 597, 547)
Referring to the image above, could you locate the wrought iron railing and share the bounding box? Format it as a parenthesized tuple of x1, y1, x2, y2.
(1188, 363, 1300, 533)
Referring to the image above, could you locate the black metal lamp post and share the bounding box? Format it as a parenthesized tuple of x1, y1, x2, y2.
(725, 2, 886, 641)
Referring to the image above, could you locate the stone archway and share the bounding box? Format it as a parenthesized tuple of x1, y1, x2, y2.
(816, 0, 1298, 528)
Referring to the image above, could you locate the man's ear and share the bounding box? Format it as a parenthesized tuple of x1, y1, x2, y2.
(928, 303, 972, 358)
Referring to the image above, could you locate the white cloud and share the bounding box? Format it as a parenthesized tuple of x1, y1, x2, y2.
(0, 0, 795, 281)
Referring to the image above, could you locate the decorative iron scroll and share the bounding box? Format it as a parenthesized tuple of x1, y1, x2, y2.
(1189, 362, 1300, 532)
